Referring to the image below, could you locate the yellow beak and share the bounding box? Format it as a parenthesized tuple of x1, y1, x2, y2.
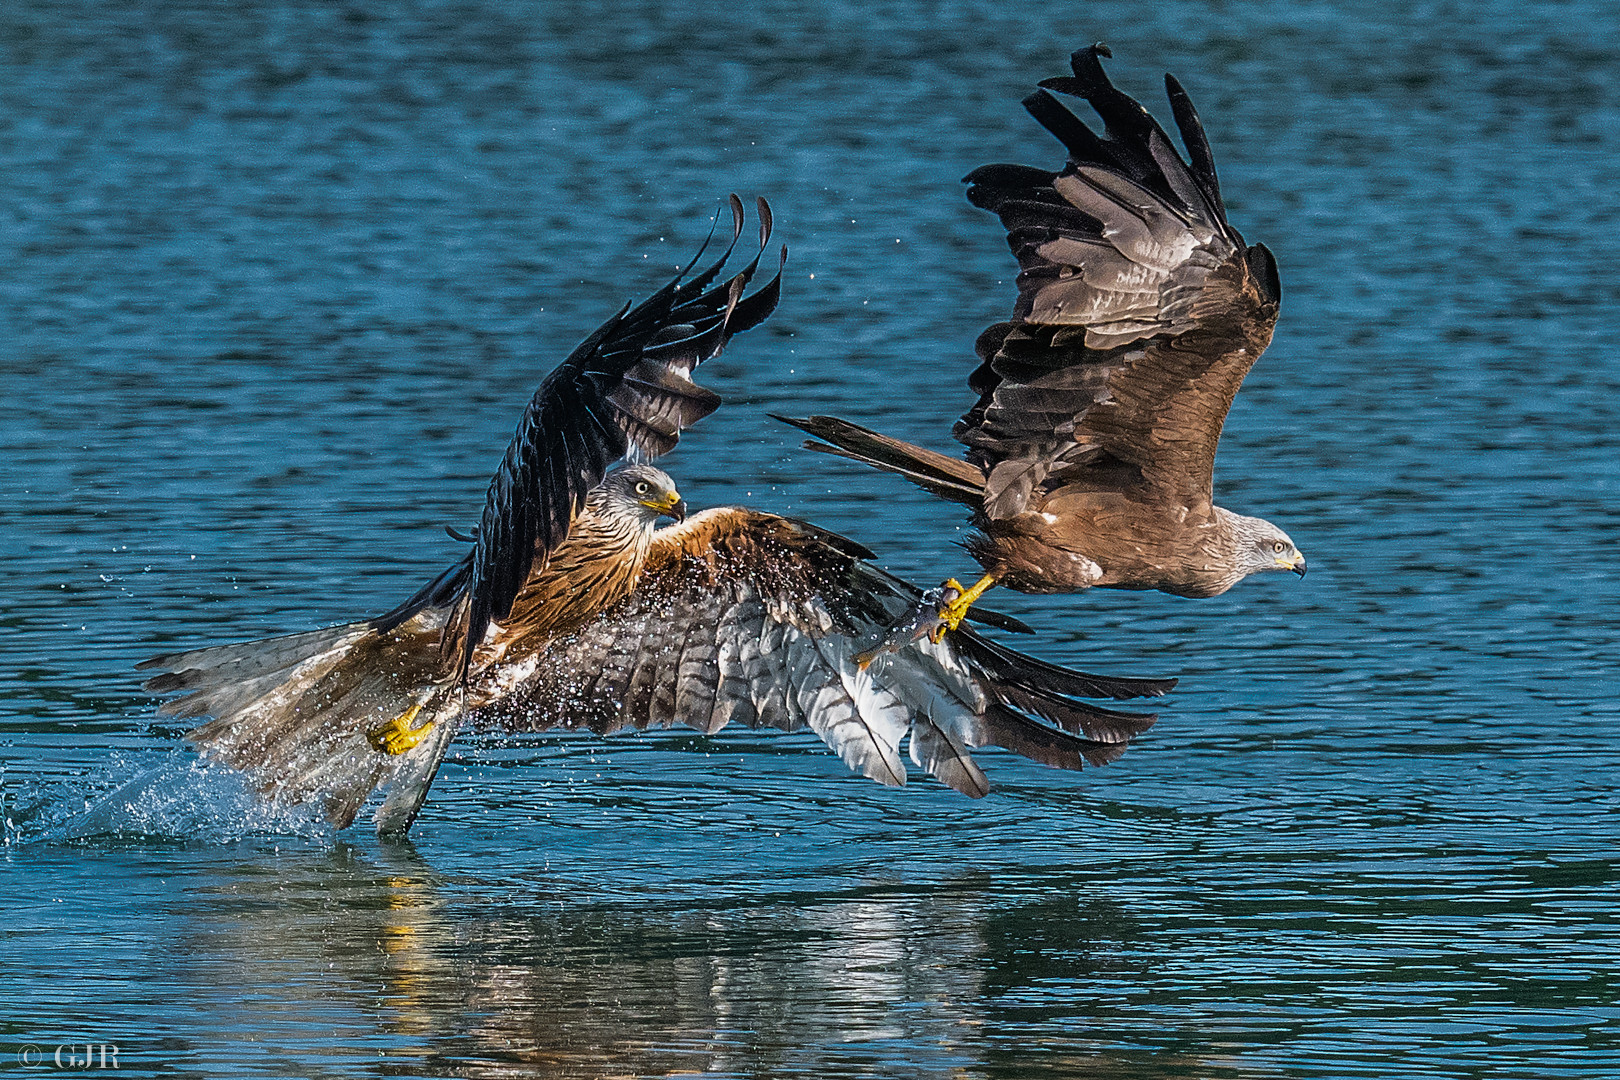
(642, 492, 687, 521)
(1276, 556, 1306, 577)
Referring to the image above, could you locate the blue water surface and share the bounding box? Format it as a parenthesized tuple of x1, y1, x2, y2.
(2, 1, 1617, 1077)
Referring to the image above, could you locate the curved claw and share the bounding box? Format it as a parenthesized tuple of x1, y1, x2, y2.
(853, 572, 1002, 669)
(929, 574, 999, 643)
(367, 703, 435, 756)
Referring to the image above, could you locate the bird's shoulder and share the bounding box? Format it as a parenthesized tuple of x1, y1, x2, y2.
(641, 506, 875, 583)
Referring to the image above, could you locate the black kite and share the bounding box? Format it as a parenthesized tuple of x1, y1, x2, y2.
(781, 46, 1305, 637)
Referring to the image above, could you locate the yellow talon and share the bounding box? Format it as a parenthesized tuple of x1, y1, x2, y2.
(928, 573, 998, 643)
(367, 703, 434, 755)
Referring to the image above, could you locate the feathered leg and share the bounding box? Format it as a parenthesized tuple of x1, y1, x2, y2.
(139, 617, 462, 833)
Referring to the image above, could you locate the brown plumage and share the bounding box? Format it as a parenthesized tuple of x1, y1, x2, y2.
(380, 195, 785, 672)
(481, 495, 1171, 795)
(143, 467, 1172, 834)
(489, 466, 681, 642)
(138, 203, 1172, 835)
(781, 45, 1306, 602)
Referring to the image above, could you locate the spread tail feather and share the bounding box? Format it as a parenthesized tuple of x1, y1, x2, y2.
(141, 619, 462, 832)
(773, 414, 987, 507)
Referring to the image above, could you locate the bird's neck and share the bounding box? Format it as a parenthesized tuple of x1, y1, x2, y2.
(496, 510, 658, 640)
(1201, 506, 1272, 594)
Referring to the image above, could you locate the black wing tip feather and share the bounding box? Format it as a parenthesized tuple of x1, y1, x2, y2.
(981, 703, 1137, 771)
(957, 629, 1177, 701)
(1036, 41, 1151, 140)
(1248, 242, 1281, 303)
(971, 43, 1232, 232)
(771, 412, 822, 434)
(963, 608, 1034, 635)
(1162, 72, 1226, 226)
(754, 195, 772, 246)
(453, 197, 785, 670)
(949, 626, 1165, 773)
(725, 243, 787, 337)
(1037, 41, 1112, 97)
(1018, 88, 1110, 168)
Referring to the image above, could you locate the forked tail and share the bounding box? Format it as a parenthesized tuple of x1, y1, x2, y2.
(138, 618, 463, 834)
(774, 414, 987, 508)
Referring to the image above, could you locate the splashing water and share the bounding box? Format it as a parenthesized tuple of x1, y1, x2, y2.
(5, 754, 331, 846)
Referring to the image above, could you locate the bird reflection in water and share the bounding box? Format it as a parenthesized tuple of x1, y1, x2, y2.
(178, 843, 1224, 1078)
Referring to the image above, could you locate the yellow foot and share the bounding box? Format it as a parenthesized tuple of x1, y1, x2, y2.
(929, 573, 998, 643)
(367, 703, 434, 756)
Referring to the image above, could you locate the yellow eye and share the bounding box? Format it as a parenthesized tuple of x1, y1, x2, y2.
(635, 481, 649, 495)
(1272, 541, 1285, 553)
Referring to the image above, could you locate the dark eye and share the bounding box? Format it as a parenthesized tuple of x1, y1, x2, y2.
(634, 481, 649, 495)
(1272, 541, 1285, 553)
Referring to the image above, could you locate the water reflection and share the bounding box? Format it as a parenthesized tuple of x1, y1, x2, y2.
(171, 842, 1225, 1079)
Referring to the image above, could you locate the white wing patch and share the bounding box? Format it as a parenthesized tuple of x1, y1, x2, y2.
(484, 578, 1004, 797)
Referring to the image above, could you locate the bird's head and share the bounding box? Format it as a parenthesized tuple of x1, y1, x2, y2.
(598, 464, 687, 526)
(1216, 509, 1307, 586)
(1238, 517, 1306, 580)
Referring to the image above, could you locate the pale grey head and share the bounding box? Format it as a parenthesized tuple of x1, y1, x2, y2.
(590, 464, 687, 526)
(1220, 509, 1307, 589)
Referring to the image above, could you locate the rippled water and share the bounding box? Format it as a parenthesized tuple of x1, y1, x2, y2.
(3, 1, 1617, 1076)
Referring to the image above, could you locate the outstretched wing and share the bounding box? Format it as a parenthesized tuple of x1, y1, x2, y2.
(472, 507, 1170, 796)
(375, 197, 786, 666)
(957, 45, 1281, 519)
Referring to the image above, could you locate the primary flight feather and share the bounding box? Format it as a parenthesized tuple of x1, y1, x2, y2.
(781, 44, 1305, 636)
(139, 199, 1171, 835)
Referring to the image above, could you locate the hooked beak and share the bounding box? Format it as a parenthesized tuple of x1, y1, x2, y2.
(1278, 555, 1307, 578)
(642, 491, 687, 522)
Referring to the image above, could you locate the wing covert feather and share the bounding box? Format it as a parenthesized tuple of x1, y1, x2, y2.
(959, 46, 1281, 516)
(372, 198, 785, 667)
(469, 508, 1161, 794)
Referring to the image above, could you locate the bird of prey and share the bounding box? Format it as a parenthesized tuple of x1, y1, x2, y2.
(781, 45, 1306, 639)
(139, 198, 1171, 835)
